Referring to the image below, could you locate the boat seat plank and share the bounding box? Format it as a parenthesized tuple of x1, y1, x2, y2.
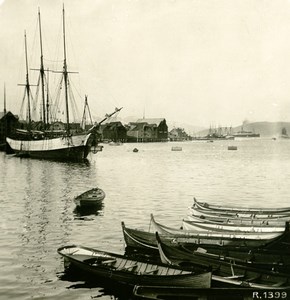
(225, 275, 245, 279)
(113, 259, 123, 269)
(116, 259, 127, 270)
(137, 262, 148, 274)
(100, 259, 117, 265)
(143, 268, 159, 275)
(120, 263, 138, 271)
(246, 275, 262, 282)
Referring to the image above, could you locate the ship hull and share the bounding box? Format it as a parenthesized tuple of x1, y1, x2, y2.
(6, 133, 98, 161)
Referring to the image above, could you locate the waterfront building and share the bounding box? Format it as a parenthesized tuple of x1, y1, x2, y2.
(100, 121, 127, 142)
(169, 127, 189, 141)
(0, 111, 19, 144)
(127, 118, 168, 142)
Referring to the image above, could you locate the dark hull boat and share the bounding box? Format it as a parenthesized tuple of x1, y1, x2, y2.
(122, 220, 290, 252)
(6, 134, 99, 161)
(156, 232, 290, 274)
(233, 131, 260, 138)
(74, 188, 105, 207)
(123, 223, 290, 274)
(155, 233, 290, 289)
(193, 198, 290, 215)
(57, 245, 212, 288)
(133, 285, 261, 300)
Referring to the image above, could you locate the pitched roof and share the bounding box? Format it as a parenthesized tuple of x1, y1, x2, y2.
(135, 118, 165, 126)
(0, 111, 18, 120)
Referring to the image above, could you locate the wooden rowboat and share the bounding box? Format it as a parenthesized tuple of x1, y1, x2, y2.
(182, 219, 286, 234)
(156, 231, 290, 273)
(123, 223, 290, 274)
(193, 198, 290, 215)
(155, 232, 290, 289)
(152, 214, 286, 240)
(188, 213, 288, 227)
(189, 205, 290, 220)
(57, 245, 211, 288)
(122, 219, 290, 252)
(74, 188, 105, 207)
(133, 285, 262, 300)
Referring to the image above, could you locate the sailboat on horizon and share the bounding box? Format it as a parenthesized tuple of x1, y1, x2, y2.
(6, 7, 121, 161)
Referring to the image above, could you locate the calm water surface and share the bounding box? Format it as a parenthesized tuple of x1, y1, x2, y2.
(1, 139, 290, 299)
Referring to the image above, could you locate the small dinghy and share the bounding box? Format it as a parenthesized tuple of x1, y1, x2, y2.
(74, 188, 105, 207)
(57, 245, 212, 288)
(171, 146, 182, 151)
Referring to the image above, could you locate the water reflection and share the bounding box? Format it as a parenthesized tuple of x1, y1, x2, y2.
(3, 140, 290, 299)
(73, 203, 104, 217)
(57, 267, 133, 299)
(12, 157, 100, 294)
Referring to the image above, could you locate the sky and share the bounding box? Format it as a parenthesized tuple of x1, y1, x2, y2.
(1, 0, 290, 129)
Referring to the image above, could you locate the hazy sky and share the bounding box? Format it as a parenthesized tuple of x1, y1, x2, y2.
(1, 0, 290, 128)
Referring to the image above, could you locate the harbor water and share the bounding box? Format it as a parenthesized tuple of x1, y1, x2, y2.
(1, 138, 290, 299)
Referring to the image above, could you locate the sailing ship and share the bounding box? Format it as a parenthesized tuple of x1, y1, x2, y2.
(194, 125, 235, 141)
(281, 127, 290, 139)
(6, 7, 121, 161)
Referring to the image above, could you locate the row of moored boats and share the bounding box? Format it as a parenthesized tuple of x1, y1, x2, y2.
(58, 198, 290, 299)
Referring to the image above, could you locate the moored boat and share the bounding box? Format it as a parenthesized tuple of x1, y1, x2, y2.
(152, 214, 285, 240)
(122, 219, 290, 252)
(124, 223, 290, 275)
(57, 245, 212, 288)
(182, 220, 285, 239)
(155, 232, 290, 289)
(6, 7, 122, 162)
(74, 188, 105, 207)
(193, 198, 290, 215)
(190, 205, 290, 219)
(187, 213, 288, 226)
(182, 219, 286, 234)
(171, 146, 182, 151)
(156, 232, 290, 273)
(133, 285, 261, 300)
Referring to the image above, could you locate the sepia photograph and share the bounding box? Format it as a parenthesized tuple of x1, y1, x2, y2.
(1, 0, 290, 299)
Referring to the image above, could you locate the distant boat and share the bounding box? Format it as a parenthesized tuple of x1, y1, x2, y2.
(233, 126, 260, 138)
(74, 188, 105, 207)
(171, 146, 182, 151)
(228, 146, 237, 150)
(281, 127, 290, 139)
(109, 141, 123, 146)
(194, 125, 235, 141)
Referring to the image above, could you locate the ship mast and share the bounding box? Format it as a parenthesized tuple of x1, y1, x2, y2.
(3, 83, 6, 115)
(24, 31, 32, 131)
(62, 5, 70, 135)
(81, 95, 93, 129)
(38, 8, 46, 128)
(46, 68, 49, 125)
